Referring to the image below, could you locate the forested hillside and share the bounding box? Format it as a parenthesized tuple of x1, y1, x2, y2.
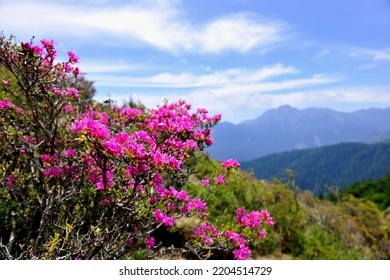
(184, 153, 390, 259)
(240, 142, 390, 193)
(340, 174, 390, 211)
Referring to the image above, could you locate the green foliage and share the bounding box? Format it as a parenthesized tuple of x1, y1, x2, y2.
(341, 173, 390, 211)
(185, 153, 390, 259)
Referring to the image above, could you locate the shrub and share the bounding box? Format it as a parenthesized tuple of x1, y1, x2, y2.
(0, 34, 273, 260)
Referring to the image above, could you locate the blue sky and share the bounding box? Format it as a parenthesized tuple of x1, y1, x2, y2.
(1, 0, 390, 123)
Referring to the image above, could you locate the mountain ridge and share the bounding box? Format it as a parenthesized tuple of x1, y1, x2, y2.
(208, 105, 390, 161)
(239, 142, 390, 193)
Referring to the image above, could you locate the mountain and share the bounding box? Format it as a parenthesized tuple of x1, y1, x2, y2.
(239, 142, 390, 193)
(208, 105, 390, 161)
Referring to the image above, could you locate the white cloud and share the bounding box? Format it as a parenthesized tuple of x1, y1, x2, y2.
(112, 86, 390, 123)
(79, 62, 139, 74)
(348, 47, 390, 62)
(89, 63, 299, 88)
(0, 0, 289, 54)
(91, 64, 346, 122)
(196, 14, 288, 53)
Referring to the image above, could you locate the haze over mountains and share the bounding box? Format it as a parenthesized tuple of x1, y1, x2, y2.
(240, 142, 390, 192)
(208, 105, 390, 162)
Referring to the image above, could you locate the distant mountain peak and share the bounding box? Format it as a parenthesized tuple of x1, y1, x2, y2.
(208, 105, 390, 161)
(277, 104, 296, 110)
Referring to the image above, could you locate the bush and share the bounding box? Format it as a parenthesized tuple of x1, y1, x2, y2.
(0, 34, 273, 260)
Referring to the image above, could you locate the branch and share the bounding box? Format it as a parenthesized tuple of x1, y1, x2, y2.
(0, 240, 13, 260)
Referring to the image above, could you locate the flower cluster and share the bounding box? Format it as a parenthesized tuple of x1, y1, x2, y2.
(225, 231, 251, 260)
(221, 158, 240, 169)
(0, 98, 12, 109)
(0, 35, 274, 260)
(154, 209, 175, 227)
(235, 208, 274, 227)
(192, 223, 220, 244)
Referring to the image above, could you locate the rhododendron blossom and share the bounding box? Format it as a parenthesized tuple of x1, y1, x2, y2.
(259, 229, 267, 239)
(193, 223, 220, 244)
(67, 51, 79, 63)
(154, 209, 175, 226)
(233, 244, 251, 260)
(146, 236, 155, 249)
(216, 174, 225, 184)
(221, 158, 240, 169)
(0, 98, 12, 109)
(72, 117, 110, 140)
(2, 79, 11, 86)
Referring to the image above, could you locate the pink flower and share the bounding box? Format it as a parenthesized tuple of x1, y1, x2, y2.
(266, 217, 275, 226)
(2, 79, 10, 86)
(192, 198, 207, 212)
(150, 197, 158, 205)
(63, 104, 74, 112)
(154, 209, 174, 226)
(40, 39, 57, 58)
(259, 229, 267, 239)
(236, 208, 246, 217)
(201, 213, 209, 219)
(260, 210, 270, 219)
(67, 51, 79, 63)
(238, 211, 262, 228)
(72, 117, 110, 140)
(233, 244, 251, 260)
(6, 175, 17, 188)
(167, 203, 175, 211)
(52, 87, 63, 95)
(40, 154, 52, 162)
(63, 149, 76, 157)
(73, 67, 80, 76)
(66, 88, 79, 98)
(221, 158, 240, 169)
(0, 98, 12, 109)
(225, 231, 246, 245)
(43, 167, 62, 178)
(114, 132, 131, 144)
(51, 166, 62, 177)
(63, 63, 73, 73)
(121, 107, 143, 120)
(43, 168, 52, 176)
(103, 139, 122, 155)
(216, 174, 225, 184)
(32, 45, 43, 55)
(41, 39, 55, 49)
(146, 236, 155, 249)
(176, 190, 189, 201)
(181, 198, 207, 213)
(192, 223, 220, 244)
(201, 179, 210, 187)
(96, 182, 105, 190)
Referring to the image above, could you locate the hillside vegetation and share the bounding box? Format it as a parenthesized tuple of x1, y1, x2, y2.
(184, 152, 390, 259)
(340, 174, 390, 211)
(240, 142, 390, 193)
